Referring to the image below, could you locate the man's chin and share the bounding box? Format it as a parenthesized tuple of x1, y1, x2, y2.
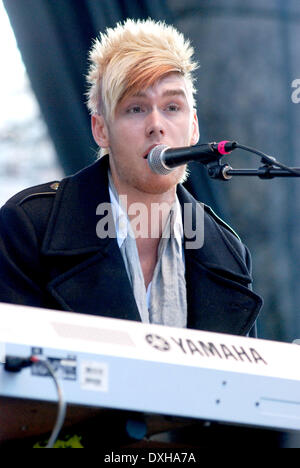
(137, 167, 188, 194)
(135, 177, 180, 195)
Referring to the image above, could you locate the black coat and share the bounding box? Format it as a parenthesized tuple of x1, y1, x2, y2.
(0, 157, 263, 335)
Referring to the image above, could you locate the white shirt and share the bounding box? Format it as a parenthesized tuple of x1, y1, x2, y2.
(108, 186, 184, 307)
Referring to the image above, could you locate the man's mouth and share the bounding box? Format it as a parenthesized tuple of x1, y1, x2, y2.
(143, 144, 160, 159)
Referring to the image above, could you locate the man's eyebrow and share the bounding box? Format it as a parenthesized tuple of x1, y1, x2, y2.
(161, 89, 187, 98)
(132, 89, 187, 99)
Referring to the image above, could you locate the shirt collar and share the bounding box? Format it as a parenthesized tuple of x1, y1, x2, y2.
(108, 186, 183, 250)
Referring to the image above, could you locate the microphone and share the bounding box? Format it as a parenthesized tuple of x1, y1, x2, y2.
(147, 141, 237, 175)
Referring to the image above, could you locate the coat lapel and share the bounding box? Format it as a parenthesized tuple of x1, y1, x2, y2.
(47, 240, 141, 322)
(177, 185, 263, 335)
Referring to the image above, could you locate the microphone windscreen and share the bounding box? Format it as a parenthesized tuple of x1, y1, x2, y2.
(147, 144, 170, 175)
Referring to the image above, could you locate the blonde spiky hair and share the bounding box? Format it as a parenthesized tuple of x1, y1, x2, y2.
(86, 18, 198, 122)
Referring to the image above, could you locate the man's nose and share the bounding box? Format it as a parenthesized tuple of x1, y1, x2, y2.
(145, 109, 165, 137)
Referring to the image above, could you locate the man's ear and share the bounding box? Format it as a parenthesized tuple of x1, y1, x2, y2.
(91, 114, 110, 148)
(190, 110, 200, 146)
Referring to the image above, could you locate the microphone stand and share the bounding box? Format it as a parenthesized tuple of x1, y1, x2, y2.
(207, 162, 300, 180)
(205, 147, 300, 181)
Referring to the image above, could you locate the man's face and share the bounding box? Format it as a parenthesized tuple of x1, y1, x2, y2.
(92, 73, 199, 195)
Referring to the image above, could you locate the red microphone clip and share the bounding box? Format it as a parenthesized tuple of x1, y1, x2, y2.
(217, 141, 233, 155)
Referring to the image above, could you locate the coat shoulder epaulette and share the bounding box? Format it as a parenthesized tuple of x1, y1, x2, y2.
(6, 181, 61, 207)
(204, 204, 241, 241)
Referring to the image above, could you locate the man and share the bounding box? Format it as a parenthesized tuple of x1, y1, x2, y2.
(0, 19, 262, 335)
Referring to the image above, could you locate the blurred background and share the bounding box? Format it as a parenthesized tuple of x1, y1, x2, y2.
(0, 0, 299, 343)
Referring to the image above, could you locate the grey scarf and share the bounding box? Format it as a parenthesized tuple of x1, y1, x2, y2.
(108, 171, 187, 328)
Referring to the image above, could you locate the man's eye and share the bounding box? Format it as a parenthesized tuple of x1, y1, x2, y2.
(127, 106, 144, 113)
(166, 104, 180, 112)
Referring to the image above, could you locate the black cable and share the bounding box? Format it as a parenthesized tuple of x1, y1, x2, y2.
(234, 143, 300, 177)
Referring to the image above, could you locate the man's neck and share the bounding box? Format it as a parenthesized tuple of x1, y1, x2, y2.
(111, 177, 177, 240)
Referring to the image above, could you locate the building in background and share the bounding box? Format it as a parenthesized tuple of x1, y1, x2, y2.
(0, 1, 62, 206)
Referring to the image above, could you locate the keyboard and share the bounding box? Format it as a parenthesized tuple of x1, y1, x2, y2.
(1, 301, 300, 436)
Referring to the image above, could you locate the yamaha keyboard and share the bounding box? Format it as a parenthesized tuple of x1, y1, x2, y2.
(1, 302, 300, 444)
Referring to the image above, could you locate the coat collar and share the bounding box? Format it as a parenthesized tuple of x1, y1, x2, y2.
(176, 184, 252, 285)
